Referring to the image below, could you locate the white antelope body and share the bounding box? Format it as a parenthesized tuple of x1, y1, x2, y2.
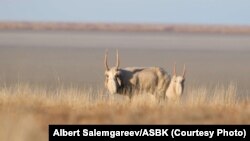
(104, 50, 171, 99)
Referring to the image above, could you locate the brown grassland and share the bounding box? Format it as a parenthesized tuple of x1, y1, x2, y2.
(0, 83, 249, 141)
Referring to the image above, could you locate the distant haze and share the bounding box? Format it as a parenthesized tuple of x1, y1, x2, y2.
(0, 30, 250, 96)
(0, 0, 250, 25)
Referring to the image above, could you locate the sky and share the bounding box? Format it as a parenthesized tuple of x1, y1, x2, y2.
(0, 0, 250, 25)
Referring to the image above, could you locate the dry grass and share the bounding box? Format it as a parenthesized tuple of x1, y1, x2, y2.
(0, 83, 249, 141)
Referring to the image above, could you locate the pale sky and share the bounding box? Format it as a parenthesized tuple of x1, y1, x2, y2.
(0, 0, 249, 25)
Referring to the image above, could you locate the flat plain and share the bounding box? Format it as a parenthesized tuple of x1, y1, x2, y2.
(0, 29, 250, 141)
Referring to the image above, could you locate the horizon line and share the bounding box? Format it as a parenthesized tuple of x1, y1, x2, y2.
(1, 21, 250, 34)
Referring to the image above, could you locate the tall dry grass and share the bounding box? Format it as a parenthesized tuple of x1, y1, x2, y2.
(0, 83, 249, 141)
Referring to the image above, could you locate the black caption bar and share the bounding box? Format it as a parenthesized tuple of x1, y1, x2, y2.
(49, 125, 249, 141)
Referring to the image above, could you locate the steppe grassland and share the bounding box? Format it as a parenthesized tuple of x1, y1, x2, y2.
(0, 82, 249, 141)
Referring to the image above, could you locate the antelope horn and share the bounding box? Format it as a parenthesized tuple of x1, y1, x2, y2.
(116, 49, 120, 69)
(173, 63, 176, 76)
(182, 64, 186, 78)
(104, 49, 109, 71)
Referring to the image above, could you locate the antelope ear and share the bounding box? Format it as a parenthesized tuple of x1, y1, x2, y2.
(116, 77, 122, 87)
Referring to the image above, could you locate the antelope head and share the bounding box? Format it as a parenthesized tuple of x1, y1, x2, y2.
(166, 63, 186, 99)
(104, 49, 122, 94)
